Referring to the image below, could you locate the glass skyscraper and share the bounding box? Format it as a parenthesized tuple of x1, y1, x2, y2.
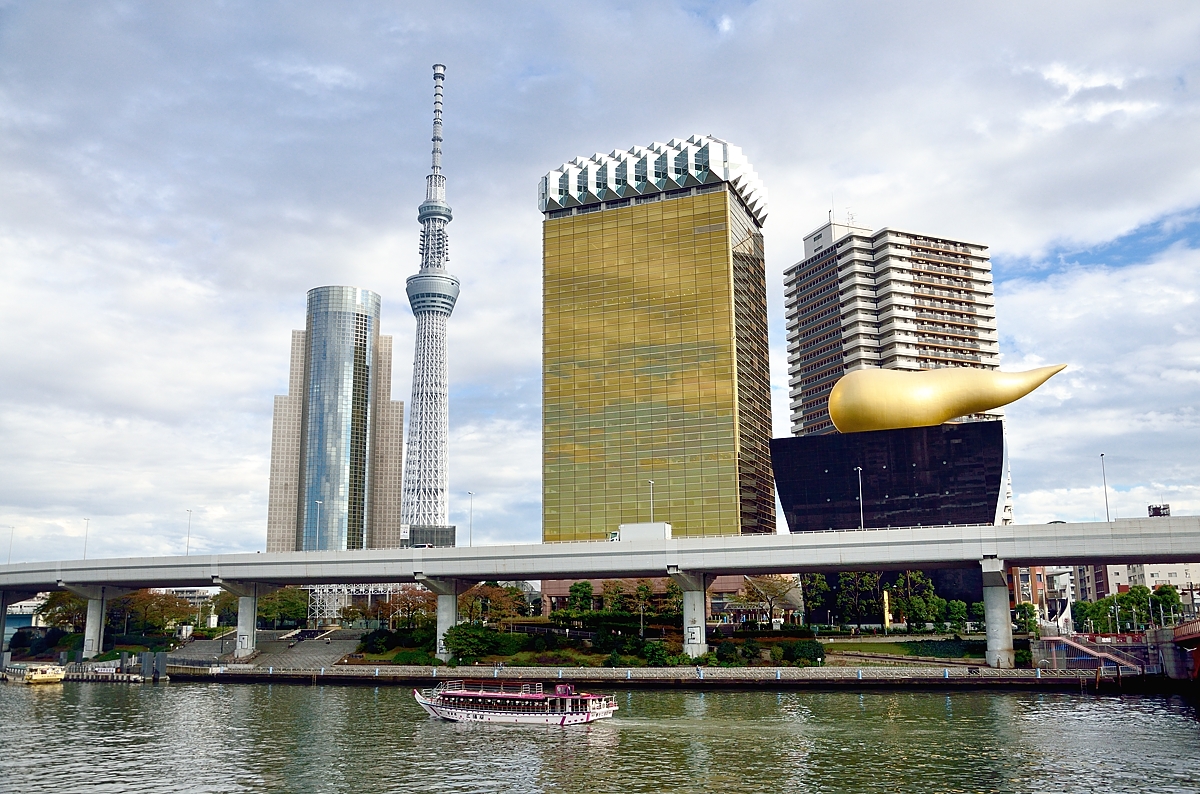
(538, 135, 775, 542)
(266, 286, 406, 552)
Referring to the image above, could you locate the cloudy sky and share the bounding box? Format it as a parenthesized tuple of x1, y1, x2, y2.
(2, 2, 1199, 562)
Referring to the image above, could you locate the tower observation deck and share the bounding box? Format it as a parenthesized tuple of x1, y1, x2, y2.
(401, 64, 459, 537)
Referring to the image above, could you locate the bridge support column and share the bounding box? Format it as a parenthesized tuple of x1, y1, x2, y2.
(216, 581, 278, 659)
(418, 576, 460, 662)
(60, 584, 133, 660)
(669, 569, 714, 658)
(981, 558, 1014, 669)
(0, 591, 9, 652)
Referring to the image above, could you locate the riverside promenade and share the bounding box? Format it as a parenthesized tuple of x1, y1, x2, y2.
(164, 662, 1131, 691)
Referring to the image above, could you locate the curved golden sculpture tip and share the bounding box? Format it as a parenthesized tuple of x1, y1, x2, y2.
(828, 364, 1067, 434)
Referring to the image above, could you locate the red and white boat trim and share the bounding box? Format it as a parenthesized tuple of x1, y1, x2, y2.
(414, 680, 618, 725)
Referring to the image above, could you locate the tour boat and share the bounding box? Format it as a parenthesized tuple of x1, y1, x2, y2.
(414, 680, 618, 725)
(7, 664, 66, 685)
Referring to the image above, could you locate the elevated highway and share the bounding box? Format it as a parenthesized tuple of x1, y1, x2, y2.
(3, 516, 1198, 668)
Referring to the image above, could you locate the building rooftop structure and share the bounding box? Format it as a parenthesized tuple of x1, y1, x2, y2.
(538, 134, 767, 225)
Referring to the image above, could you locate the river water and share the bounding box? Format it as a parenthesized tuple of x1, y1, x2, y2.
(1, 682, 1198, 793)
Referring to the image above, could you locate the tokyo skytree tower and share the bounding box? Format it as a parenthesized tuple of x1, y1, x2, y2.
(401, 64, 459, 529)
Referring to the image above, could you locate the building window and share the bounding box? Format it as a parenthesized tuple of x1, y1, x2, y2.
(695, 145, 710, 173)
(615, 160, 627, 186)
(577, 169, 588, 195)
(674, 149, 689, 177)
(595, 165, 608, 191)
(635, 157, 648, 183)
(558, 172, 569, 198)
(654, 154, 667, 180)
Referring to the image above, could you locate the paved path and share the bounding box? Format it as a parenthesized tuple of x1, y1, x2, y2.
(166, 661, 1125, 690)
(244, 629, 362, 670)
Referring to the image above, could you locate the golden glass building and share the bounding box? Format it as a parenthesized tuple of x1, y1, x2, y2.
(539, 135, 775, 542)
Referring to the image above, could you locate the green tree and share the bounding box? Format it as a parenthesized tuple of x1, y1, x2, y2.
(837, 571, 881, 628)
(257, 588, 309, 628)
(442, 623, 499, 661)
(567, 581, 594, 611)
(663, 579, 685, 614)
(745, 575, 800, 623)
(970, 602, 986, 624)
(799, 574, 830, 624)
(945, 600, 968, 633)
(633, 579, 654, 637)
(37, 591, 88, 632)
(1014, 602, 1038, 635)
(601, 580, 630, 612)
(1151, 584, 1184, 624)
(212, 591, 239, 626)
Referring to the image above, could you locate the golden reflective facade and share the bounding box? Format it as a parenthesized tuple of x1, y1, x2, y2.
(828, 364, 1067, 433)
(543, 188, 775, 541)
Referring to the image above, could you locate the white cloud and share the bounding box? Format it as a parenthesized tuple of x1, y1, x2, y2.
(1, 2, 1199, 559)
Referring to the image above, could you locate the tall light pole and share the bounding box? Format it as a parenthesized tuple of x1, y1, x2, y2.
(83, 518, 90, 560)
(1100, 453, 1111, 522)
(6, 525, 14, 564)
(185, 509, 193, 556)
(648, 480, 655, 523)
(854, 467, 865, 529)
(467, 492, 474, 547)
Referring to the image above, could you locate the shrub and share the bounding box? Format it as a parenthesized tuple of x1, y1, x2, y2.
(740, 639, 761, 661)
(604, 649, 622, 668)
(443, 623, 500, 662)
(770, 644, 785, 663)
(716, 641, 739, 663)
(781, 640, 824, 664)
(1014, 649, 1032, 668)
(644, 641, 670, 667)
(494, 632, 529, 656)
(9, 630, 31, 650)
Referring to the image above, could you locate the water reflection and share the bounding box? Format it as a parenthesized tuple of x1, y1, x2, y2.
(0, 683, 1197, 794)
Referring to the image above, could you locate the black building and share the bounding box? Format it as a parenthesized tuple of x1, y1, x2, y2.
(770, 421, 1006, 602)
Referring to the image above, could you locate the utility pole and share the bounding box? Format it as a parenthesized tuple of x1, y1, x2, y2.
(648, 480, 655, 523)
(185, 509, 193, 556)
(5, 525, 13, 565)
(83, 518, 90, 560)
(468, 492, 474, 547)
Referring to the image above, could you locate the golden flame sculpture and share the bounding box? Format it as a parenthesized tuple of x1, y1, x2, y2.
(828, 365, 1067, 434)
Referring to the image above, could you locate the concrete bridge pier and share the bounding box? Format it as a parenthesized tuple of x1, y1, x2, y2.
(60, 584, 132, 660)
(669, 568, 714, 658)
(0, 590, 10, 652)
(217, 581, 277, 659)
(981, 557, 1015, 669)
(418, 576, 460, 662)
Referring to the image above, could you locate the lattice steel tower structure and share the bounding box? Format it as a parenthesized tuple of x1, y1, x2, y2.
(401, 64, 459, 533)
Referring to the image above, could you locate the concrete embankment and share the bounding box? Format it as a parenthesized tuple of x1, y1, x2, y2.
(165, 663, 1161, 692)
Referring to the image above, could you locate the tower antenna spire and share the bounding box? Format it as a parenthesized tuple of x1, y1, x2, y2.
(402, 64, 460, 534)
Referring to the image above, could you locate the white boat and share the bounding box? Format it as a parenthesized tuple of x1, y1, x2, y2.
(414, 680, 618, 725)
(6, 664, 66, 685)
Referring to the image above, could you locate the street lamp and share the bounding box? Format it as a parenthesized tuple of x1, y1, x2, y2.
(1100, 453, 1111, 522)
(648, 480, 655, 523)
(468, 492, 474, 547)
(5, 525, 13, 565)
(83, 518, 90, 560)
(185, 509, 193, 556)
(854, 467, 865, 529)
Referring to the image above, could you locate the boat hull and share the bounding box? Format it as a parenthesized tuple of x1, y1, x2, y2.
(414, 690, 616, 725)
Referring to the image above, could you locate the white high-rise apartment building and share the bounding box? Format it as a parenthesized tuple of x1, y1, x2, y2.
(783, 220, 1000, 435)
